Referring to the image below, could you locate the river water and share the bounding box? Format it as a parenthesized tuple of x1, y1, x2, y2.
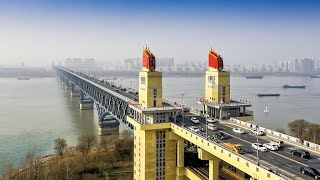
(0, 75, 319, 169)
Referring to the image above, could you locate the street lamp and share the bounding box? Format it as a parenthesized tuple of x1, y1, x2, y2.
(256, 126, 260, 166)
(181, 91, 185, 127)
(264, 107, 269, 133)
(130, 80, 133, 90)
(120, 78, 123, 88)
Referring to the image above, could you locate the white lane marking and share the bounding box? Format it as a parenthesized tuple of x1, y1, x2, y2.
(286, 164, 293, 168)
(268, 156, 274, 159)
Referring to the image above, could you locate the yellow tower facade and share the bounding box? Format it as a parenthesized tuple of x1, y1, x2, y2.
(139, 47, 163, 108)
(127, 47, 182, 180)
(205, 49, 230, 104)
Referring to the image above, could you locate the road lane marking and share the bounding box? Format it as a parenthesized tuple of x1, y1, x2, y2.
(221, 130, 308, 167)
(286, 164, 293, 168)
(268, 156, 274, 159)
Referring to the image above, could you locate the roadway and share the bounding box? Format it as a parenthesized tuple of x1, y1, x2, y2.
(180, 114, 320, 180)
(68, 70, 320, 180)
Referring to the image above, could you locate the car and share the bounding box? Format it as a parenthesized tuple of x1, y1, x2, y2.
(206, 118, 217, 123)
(207, 123, 218, 131)
(213, 132, 228, 140)
(300, 166, 320, 179)
(191, 117, 199, 124)
(270, 139, 284, 148)
(251, 129, 265, 136)
(252, 143, 268, 152)
(263, 143, 278, 151)
(232, 128, 245, 134)
(291, 149, 311, 159)
(189, 126, 200, 133)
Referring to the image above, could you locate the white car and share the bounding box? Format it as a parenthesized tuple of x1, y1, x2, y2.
(189, 126, 200, 133)
(206, 118, 217, 123)
(191, 117, 199, 124)
(263, 143, 278, 151)
(207, 123, 218, 131)
(251, 129, 265, 136)
(252, 143, 268, 152)
(232, 128, 245, 134)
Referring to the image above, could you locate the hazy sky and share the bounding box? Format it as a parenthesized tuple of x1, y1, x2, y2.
(0, 0, 319, 67)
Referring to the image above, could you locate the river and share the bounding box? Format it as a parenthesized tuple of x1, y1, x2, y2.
(0, 75, 319, 169)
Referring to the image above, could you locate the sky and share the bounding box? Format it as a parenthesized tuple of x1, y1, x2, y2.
(0, 0, 320, 67)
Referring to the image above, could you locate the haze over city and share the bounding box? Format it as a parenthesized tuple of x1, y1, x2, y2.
(0, 0, 320, 67)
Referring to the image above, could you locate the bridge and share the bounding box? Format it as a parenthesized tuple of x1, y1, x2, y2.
(55, 47, 320, 180)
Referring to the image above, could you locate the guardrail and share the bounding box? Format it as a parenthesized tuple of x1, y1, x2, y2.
(230, 118, 320, 153)
(171, 123, 290, 180)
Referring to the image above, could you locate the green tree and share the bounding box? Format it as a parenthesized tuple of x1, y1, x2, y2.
(54, 138, 68, 157)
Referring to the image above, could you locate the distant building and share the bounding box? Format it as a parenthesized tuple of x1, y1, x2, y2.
(63, 58, 99, 71)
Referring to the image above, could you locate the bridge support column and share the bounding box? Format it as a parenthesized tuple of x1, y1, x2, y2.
(176, 139, 185, 180)
(80, 100, 94, 110)
(209, 157, 220, 180)
(71, 90, 80, 97)
(197, 148, 220, 180)
(169, 132, 185, 180)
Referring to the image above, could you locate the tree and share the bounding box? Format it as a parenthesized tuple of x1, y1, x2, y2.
(76, 135, 95, 155)
(120, 129, 133, 140)
(105, 151, 117, 168)
(288, 119, 309, 140)
(305, 123, 320, 144)
(54, 138, 68, 157)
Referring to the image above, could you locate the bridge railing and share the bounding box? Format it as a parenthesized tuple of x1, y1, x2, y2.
(171, 123, 290, 180)
(230, 118, 320, 153)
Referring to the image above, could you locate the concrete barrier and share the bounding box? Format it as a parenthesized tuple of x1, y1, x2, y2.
(229, 118, 320, 153)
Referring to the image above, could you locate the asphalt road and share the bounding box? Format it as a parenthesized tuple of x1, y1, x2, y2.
(180, 114, 320, 180)
(73, 71, 320, 180)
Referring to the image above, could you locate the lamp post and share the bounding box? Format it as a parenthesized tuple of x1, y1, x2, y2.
(264, 107, 269, 133)
(130, 80, 133, 90)
(256, 126, 260, 166)
(120, 78, 123, 88)
(181, 91, 185, 127)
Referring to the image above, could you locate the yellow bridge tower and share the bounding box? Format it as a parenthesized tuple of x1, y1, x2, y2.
(201, 48, 253, 121)
(126, 47, 183, 180)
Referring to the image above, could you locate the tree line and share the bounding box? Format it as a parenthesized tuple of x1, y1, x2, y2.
(287, 119, 320, 144)
(1, 130, 134, 180)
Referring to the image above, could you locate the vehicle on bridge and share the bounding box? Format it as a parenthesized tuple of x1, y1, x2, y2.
(252, 143, 268, 152)
(232, 128, 245, 134)
(206, 117, 217, 123)
(300, 166, 320, 179)
(212, 132, 228, 140)
(263, 143, 278, 151)
(189, 126, 200, 133)
(191, 117, 199, 124)
(250, 129, 265, 136)
(291, 149, 311, 159)
(223, 142, 244, 154)
(270, 139, 284, 148)
(208, 123, 218, 131)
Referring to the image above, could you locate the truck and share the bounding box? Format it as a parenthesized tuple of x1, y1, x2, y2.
(223, 142, 244, 154)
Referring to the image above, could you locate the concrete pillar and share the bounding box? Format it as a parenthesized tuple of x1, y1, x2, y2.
(176, 139, 185, 180)
(209, 156, 220, 180)
(197, 148, 220, 180)
(80, 100, 94, 110)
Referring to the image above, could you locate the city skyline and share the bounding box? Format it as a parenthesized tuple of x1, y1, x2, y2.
(0, 0, 320, 67)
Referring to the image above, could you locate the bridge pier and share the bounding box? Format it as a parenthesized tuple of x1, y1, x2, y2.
(98, 115, 120, 136)
(80, 100, 94, 110)
(70, 91, 80, 97)
(197, 148, 220, 180)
